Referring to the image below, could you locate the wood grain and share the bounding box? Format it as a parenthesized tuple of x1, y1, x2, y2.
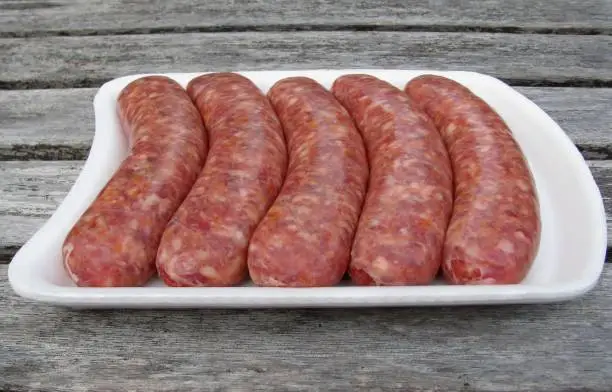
(0, 161, 80, 261)
(1, 160, 610, 263)
(2, 2, 609, 391)
(1, 0, 610, 37)
(2, 87, 611, 160)
(0, 88, 96, 160)
(1, 32, 610, 90)
(1, 263, 611, 392)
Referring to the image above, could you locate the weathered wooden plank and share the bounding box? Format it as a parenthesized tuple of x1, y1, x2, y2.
(518, 88, 612, 160)
(0, 161, 80, 261)
(0, 0, 610, 37)
(2, 86, 611, 160)
(1, 160, 611, 263)
(1, 263, 611, 392)
(0, 88, 96, 160)
(590, 162, 612, 260)
(1, 32, 611, 90)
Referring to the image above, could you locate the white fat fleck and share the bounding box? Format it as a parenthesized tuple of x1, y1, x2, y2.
(142, 193, 164, 210)
(465, 245, 481, 258)
(195, 250, 209, 260)
(497, 239, 515, 253)
(473, 200, 488, 211)
(297, 230, 318, 243)
(385, 176, 396, 187)
(372, 256, 390, 273)
(129, 219, 139, 230)
(270, 236, 285, 249)
(287, 97, 299, 106)
(480, 134, 495, 144)
(259, 276, 286, 286)
(203, 90, 216, 101)
(369, 219, 380, 228)
(382, 121, 394, 131)
(399, 227, 408, 235)
(231, 229, 247, 246)
(213, 195, 227, 203)
(446, 123, 457, 134)
(516, 179, 531, 192)
(158, 249, 169, 262)
(295, 206, 312, 215)
(172, 238, 182, 251)
(239, 188, 249, 198)
(199, 266, 221, 280)
(231, 171, 252, 180)
(514, 231, 528, 241)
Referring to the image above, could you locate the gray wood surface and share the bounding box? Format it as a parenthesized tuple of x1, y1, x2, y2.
(2, 1, 611, 390)
(1, 0, 610, 37)
(2, 32, 610, 89)
(0, 88, 96, 160)
(0, 161, 80, 261)
(2, 87, 611, 160)
(1, 160, 610, 263)
(1, 263, 611, 392)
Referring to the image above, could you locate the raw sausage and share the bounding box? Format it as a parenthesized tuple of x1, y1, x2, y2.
(156, 72, 287, 286)
(405, 74, 541, 284)
(62, 76, 208, 287)
(247, 77, 369, 287)
(332, 74, 454, 285)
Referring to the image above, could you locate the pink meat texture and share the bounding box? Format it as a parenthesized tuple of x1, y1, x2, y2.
(156, 72, 288, 286)
(332, 74, 454, 285)
(247, 76, 369, 287)
(405, 74, 541, 284)
(62, 75, 208, 287)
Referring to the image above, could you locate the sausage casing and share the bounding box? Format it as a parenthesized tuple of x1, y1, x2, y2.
(405, 74, 541, 284)
(332, 74, 454, 285)
(62, 76, 208, 287)
(156, 73, 287, 286)
(247, 77, 369, 287)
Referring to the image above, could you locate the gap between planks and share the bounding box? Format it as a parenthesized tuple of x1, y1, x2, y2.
(1, 87, 611, 161)
(1, 24, 611, 39)
(0, 160, 610, 263)
(1, 0, 611, 37)
(1, 31, 611, 90)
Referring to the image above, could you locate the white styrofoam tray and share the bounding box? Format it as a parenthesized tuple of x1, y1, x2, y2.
(7, 69, 608, 308)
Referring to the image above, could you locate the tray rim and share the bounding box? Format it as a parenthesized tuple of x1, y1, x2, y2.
(7, 68, 608, 308)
